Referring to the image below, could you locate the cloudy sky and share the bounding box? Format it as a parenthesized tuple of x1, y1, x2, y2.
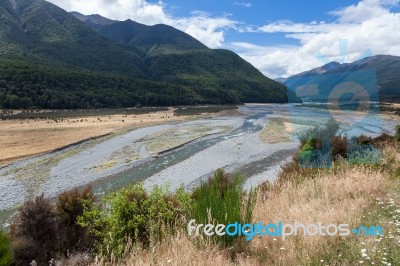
(47, 0, 400, 78)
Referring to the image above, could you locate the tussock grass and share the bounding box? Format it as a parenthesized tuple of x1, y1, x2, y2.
(259, 118, 291, 143)
(88, 141, 399, 266)
(91, 231, 257, 266)
(4, 137, 399, 265)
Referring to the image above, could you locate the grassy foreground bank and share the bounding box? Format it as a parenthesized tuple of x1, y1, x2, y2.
(1, 127, 400, 265)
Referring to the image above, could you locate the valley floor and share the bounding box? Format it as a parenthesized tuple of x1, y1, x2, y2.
(0, 108, 195, 168)
(0, 104, 398, 227)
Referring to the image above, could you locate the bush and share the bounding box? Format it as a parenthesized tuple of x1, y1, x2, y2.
(9, 237, 36, 266)
(10, 194, 58, 265)
(297, 119, 346, 167)
(78, 183, 191, 258)
(0, 231, 12, 266)
(332, 136, 348, 159)
(56, 186, 95, 254)
(298, 119, 340, 147)
(396, 125, 400, 141)
(190, 169, 257, 246)
(299, 137, 318, 165)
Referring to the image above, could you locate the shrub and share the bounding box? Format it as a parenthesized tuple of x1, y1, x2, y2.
(332, 136, 348, 160)
(0, 231, 12, 266)
(396, 125, 400, 141)
(190, 169, 256, 246)
(9, 237, 36, 266)
(10, 194, 58, 265)
(297, 119, 346, 167)
(298, 118, 340, 147)
(299, 137, 318, 165)
(348, 146, 381, 165)
(78, 183, 191, 258)
(56, 186, 95, 254)
(356, 135, 374, 145)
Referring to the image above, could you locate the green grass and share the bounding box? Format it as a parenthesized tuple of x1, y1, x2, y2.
(0, 231, 12, 266)
(190, 169, 257, 246)
(0, 107, 169, 121)
(174, 105, 238, 116)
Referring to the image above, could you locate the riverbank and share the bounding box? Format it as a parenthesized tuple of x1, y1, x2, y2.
(0, 112, 245, 212)
(105, 140, 400, 266)
(0, 106, 238, 168)
(1, 103, 398, 226)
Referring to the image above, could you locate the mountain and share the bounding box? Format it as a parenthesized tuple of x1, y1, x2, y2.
(0, 0, 289, 109)
(71, 13, 207, 54)
(73, 12, 291, 103)
(0, 0, 148, 77)
(69, 11, 115, 27)
(282, 55, 400, 101)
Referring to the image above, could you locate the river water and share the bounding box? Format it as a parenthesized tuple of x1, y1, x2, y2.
(0, 104, 398, 227)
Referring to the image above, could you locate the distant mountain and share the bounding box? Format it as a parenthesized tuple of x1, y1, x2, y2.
(283, 55, 400, 101)
(0, 0, 289, 109)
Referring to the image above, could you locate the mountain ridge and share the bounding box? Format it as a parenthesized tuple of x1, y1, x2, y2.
(71, 13, 208, 54)
(282, 55, 400, 100)
(0, 0, 290, 109)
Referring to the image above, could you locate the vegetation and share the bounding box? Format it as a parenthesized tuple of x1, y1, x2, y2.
(1, 128, 399, 265)
(296, 119, 384, 167)
(78, 184, 191, 258)
(1, 114, 398, 265)
(86, 18, 207, 54)
(56, 186, 96, 255)
(0, 231, 12, 266)
(7, 187, 94, 265)
(2, 168, 257, 264)
(173, 105, 237, 116)
(89, 129, 399, 266)
(0, 0, 291, 110)
(9, 194, 58, 265)
(396, 125, 400, 141)
(297, 119, 342, 167)
(191, 169, 257, 246)
(0, 107, 168, 120)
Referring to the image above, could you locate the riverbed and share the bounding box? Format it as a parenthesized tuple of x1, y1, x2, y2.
(0, 104, 398, 226)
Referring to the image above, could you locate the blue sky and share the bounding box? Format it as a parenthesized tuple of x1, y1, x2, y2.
(149, 0, 361, 46)
(48, 0, 400, 78)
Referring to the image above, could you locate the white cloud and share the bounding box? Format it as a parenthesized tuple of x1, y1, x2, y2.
(174, 14, 237, 48)
(48, 0, 169, 24)
(233, 2, 252, 8)
(46, 0, 400, 78)
(46, 0, 236, 48)
(329, 0, 398, 23)
(233, 0, 400, 78)
(230, 42, 321, 78)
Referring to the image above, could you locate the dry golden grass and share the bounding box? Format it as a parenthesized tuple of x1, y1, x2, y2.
(250, 164, 388, 264)
(90, 231, 257, 266)
(142, 125, 230, 155)
(0, 108, 198, 167)
(69, 141, 400, 266)
(247, 142, 400, 265)
(259, 118, 291, 143)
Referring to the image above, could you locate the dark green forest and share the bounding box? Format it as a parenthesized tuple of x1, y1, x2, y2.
(0, 0, 290, 109)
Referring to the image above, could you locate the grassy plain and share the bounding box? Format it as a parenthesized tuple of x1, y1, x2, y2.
(0, 107, 235, 167)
